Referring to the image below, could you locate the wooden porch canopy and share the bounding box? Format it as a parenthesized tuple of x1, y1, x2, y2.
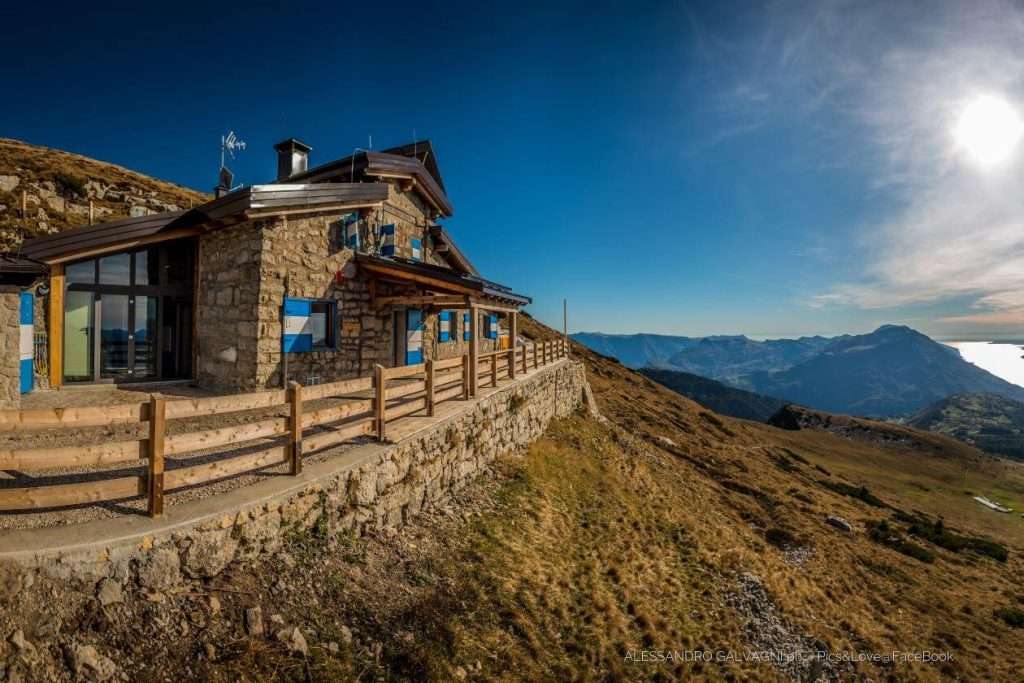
(355, 253, 530, 312)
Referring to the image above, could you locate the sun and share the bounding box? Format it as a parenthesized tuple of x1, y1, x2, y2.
(953, 95, 1024, 167)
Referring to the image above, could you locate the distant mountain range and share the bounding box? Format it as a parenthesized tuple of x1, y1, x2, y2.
(667, 335, 839, 388)
(748, 325, 1024, 417)
(575, 324, 1024, 418)
(908, 393, 1024, 461)
(569, 333, 702, 368)
(639, 368, 787, 422)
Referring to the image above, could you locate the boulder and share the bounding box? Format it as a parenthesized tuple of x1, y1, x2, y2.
(66, 644, 117, 682)
(276, 627, 308, 657)
(245, 606, 264, 637)
(0, 175, 19, 192)
(137, 548, 181, 590)
(826, 515, 853, 533)
(96, 578, 123, 607)
(183, 528, 238, 578)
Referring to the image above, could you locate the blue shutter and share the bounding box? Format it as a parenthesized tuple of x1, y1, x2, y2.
(380, 224, 396, 256)
(438, 310, 450, 342)
(343, 212, 360, 250)
(486, 314, 498, 339)
(283, 298, 312, 352)
(463, 312, 471, 341)
(19, 292, 32, 394)
(411, 238, 422, 261)
(406, 309, 423, 364)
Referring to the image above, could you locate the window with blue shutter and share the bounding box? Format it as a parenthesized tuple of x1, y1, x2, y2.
(411, 238, 422, 261)
(463, 312, 471, 341)
(19, 291, 32, 394)
(485, 313, 498, 339)
(283, 298, 336, 352)
(406, 309, 424, 364)
(343, 212, 360, 250)
(380, 224, 396, 256)
(438, 310, 451, 342)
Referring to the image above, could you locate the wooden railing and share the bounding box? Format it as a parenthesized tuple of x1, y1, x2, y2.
(0, 338, 570, 517)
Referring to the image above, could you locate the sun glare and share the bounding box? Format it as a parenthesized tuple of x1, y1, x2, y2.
(953, 95, 1024, 167)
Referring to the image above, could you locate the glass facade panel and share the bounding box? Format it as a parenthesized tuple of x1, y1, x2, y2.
(100, 294, 130, 379)
(66, 259, 96, 284)
(134, 248, 161, 286)
(99, 253, 130, 285)
(133, 296, 157, 379)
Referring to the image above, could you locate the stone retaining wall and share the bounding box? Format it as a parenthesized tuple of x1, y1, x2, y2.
(3, 360, 587, 590)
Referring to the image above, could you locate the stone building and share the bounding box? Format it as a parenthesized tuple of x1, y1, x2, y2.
(2, 139, 529, 401)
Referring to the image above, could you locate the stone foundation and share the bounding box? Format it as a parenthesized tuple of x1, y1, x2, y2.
(0, 360, 587, 589)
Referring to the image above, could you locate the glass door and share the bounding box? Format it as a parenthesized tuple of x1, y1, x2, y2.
(63, 291, 94, 382)
(100, 294, 130, 380)
(133, 296, 157, 380)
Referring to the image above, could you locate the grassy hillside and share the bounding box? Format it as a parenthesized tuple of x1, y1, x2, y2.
(640, 366, 787, 421)
(2, 316, 1022, 682)
(0, 138, 207, 251)
(909, 392, 1024, 461)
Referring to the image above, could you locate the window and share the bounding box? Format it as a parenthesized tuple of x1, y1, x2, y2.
(438, 310, 451, 342)
(343, 212, 360, 250)
(411, 238, 422, 261)
(380, 224, 396, 256)
(310, 301, 336, 350)
(283, 298, 336, 352)
(463, 312, 471, 341)
(484, 313, 498, 339)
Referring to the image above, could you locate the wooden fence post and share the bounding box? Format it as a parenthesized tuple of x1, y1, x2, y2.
(147, 396, 166, 518)
(425, 359, 435, 417)
(288, 381, 303, 475)
(374, 364, 386, 442)
(521, 345, 528, 375)
(533, 341, 539, 370)
(508, 349, 515, 379)
(491, 354, 498, 388)
(462, 353, 471, 400)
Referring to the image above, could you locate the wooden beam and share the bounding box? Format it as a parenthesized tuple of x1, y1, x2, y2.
(373, 294, 468, 308)
(468, 298, 522, 314)
(359, 261, 478, 296)
(469, 306, 480, 397)
(509, 312, 518, 380)
(47, 264, 64, 389)
(288, 381, 303, 476)
(147, 397, 166, 518)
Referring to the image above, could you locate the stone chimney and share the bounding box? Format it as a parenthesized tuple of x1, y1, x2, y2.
(274, 138, 312, 181)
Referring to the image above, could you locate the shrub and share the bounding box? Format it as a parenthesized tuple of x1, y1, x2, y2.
(821, 480, 885, 507)
(53, 171, 86, 198)
(765, 527, 798, 549)
(994, 607, 1024, 628)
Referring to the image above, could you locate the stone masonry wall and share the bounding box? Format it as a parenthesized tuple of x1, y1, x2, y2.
(0, 287, 21, 408)
(195, 222, 265, 391)
(9, 360, 587, 589)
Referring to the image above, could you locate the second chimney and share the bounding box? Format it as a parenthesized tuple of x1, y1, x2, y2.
(274, 138, 312, 181)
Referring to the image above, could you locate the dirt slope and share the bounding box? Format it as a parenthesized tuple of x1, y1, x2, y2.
(0, 138, 207, 251)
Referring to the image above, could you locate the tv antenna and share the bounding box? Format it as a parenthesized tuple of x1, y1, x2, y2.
(219, 131, 247, 192)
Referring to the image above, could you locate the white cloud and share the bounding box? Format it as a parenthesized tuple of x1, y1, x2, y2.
(768, 0, 1024, 325)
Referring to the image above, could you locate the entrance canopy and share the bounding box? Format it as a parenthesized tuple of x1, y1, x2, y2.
(355, 253, 530, 312)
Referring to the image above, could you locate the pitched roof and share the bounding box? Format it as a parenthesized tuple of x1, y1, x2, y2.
(283, 142, 453, 217)
(20, 184, 388, 263)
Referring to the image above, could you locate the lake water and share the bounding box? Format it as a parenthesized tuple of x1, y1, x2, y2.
(944, 341, 1024, 388)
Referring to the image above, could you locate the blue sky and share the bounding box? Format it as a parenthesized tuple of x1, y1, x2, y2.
(3, 1, 1024, 340)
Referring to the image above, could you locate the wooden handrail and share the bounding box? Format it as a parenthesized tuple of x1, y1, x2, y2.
(0, 347, 564, 514)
